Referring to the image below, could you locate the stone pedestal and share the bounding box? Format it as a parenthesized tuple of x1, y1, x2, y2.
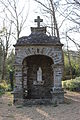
(12, 87, 23, 105)
(51, 88, 64, 103)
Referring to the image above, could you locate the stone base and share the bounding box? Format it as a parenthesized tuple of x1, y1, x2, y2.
(51, 91, 64, 104)
(11, 90, 23, 105)
(23, 99, 52, 105)
(13, 98, 24, 105)
(12, 87, 65, 105)
(51, 88, 65, 103)
(13, 92, 64, 105)
(13, 98, 64, 106)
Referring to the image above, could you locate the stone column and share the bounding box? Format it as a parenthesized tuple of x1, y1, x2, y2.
(51, 64, 63, 91)
(51, 64, 64, 103)
(13, 64, 23, 104)
(22, 65, 28, 98)
(23, 66, 28, 89)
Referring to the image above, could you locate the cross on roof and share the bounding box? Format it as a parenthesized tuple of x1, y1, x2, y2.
(34, 16, 43, 27)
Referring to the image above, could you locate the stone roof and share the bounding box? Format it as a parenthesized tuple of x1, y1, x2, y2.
(15, 32, 61, 45)
(14, 26, 62, 46)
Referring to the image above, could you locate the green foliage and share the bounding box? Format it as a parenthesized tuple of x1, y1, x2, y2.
(0, 80, 8, 91)
(62, 77, 80, 91)
(64, 50, 80, 79)
(0, 44, 3, 79)
(0, 80, 12, 96)
(7, 84, 12, 91)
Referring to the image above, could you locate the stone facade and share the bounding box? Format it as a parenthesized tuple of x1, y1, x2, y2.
(13, 17, 64, 105)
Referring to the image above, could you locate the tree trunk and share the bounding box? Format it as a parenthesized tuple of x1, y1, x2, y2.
(2, 47, 6, 80)
(66, 32, 73, 79)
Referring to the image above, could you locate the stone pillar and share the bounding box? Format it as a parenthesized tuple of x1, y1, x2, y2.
(22, 65, 28, 98)
(13, 64, 23, 104)
(23, 66, 28, 89)
(51, 64, 64, 103)
(53, 66, 63, 91)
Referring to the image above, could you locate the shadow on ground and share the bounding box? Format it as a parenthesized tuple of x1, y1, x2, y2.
(0, 91, 80, 120)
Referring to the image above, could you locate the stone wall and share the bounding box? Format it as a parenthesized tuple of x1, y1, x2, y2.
(15, 46, 63, 65)
(14, 45, 64, 104)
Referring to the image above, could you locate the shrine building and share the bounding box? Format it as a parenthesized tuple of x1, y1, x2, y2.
(13, 16, 64, 105)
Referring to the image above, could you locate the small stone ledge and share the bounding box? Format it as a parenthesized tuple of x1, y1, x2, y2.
(51, 91, 64, 94)
(23, 99, 52, 105)
(31, 27, 46, 33)
(13, 97, 64, 105)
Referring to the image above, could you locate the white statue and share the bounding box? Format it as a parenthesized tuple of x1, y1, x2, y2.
(37, 67, 42, 82)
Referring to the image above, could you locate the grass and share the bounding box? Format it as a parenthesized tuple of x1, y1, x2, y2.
(0, 80, 12, 97)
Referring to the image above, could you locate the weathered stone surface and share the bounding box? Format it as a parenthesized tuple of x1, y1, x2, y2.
(15, 33, 60, 45)
(15, 46, 63, 66)
(13, 17, 64, 105)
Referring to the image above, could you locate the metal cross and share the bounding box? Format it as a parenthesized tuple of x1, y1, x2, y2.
(34, 16, 43, 27)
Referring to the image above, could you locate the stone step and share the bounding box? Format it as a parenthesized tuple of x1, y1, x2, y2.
(23, 99, 52, 105)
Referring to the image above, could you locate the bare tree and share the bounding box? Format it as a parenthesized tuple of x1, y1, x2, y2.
(34, 0, 60, 37)
(0, 0, 30, 79)
(66, 31, 73, 79)
(58, 0, 80, 49)
(0, 0, 30, 40)
(0, 20, 12, 79)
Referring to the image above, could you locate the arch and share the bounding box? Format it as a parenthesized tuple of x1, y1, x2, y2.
(22, 55, 54, 99)
(18, 47, 62, 65)
(19, 47, 55, 65)
(22, 54, 54, 65)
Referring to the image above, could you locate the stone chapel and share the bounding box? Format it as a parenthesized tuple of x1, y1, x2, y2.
(13, 16, 64, 105)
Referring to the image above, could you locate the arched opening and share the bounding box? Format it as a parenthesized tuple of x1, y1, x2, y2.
(22, 55, 53, 99)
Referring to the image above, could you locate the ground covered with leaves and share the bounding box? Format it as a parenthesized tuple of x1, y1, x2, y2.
(0, 91, 80, 120)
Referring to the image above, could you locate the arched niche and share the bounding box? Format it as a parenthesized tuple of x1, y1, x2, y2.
(22, 55, 54, 99)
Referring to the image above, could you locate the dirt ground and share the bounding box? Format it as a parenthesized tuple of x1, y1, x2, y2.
(0, 91, 80, 120)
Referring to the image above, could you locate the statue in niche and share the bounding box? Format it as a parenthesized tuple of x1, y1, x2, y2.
(37, 67, 42, 82)
(33, 67, 44, 85)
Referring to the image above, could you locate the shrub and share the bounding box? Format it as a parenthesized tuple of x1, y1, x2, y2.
(62, 77, 80, 91)
(0, 80, 8, 91)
